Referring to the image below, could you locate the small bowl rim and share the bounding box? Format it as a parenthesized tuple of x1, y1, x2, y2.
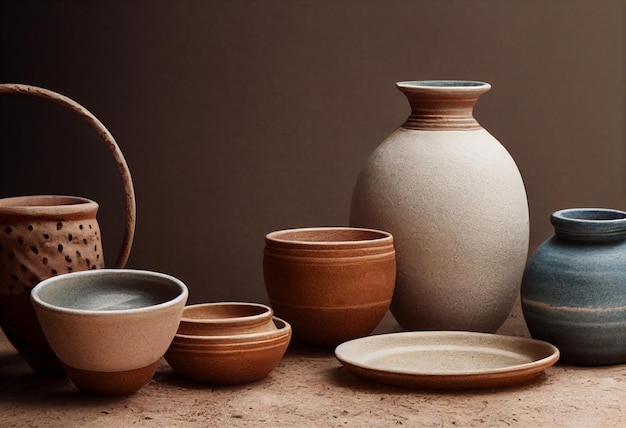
(31, 269, 189, 316)
(180, 301, 273, 326)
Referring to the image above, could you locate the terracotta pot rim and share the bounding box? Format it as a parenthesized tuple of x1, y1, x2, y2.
(31, 269, 189, 316)
(396, 80, 490, 90)
(0, 195, 99, 217)
(265, 227, 393, 248)
(180, 301, 273, 325)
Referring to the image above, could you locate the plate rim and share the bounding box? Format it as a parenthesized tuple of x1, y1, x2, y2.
(334, 331, 560, 389)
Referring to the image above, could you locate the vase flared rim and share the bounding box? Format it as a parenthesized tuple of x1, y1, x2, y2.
(550, 208, 626, 241)
(396, 80, 491, 90)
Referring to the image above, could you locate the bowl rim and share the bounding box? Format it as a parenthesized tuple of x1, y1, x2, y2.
(31, 269, 189, 316)
(179, 301, 273, 325)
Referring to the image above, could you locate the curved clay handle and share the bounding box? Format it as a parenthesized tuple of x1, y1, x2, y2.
(0, 83, 136, 268)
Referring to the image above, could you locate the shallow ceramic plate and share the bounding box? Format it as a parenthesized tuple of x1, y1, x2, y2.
(335, 331, 559, 390)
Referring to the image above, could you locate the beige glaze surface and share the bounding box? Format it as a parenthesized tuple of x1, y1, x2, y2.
(35, 305, 185, 372)
(31, 270, 188, 372)
(335, 331, 559, 389)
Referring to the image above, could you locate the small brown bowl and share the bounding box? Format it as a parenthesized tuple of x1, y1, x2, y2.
(177, 302, 275, 336)
(165, 317, 291, 385)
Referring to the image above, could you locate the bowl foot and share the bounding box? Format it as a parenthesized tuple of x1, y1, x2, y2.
(61, 361, 159, 396)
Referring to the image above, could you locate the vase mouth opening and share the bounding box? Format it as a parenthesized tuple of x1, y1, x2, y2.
(396, 80, 490, 90)
(552, 208, 626, 223)
(550, 208, 626, 242)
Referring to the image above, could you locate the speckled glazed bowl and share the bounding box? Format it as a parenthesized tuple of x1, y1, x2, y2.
(263, 227, 396, 347)
(177, 302, 276, 336)
(31, 269, 188, 396)
(165, 317, 291, 385)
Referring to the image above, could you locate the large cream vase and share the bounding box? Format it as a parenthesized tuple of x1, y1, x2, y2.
(350, 80, 529, 332)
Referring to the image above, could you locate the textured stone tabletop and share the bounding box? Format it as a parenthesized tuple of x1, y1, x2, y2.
(1, 301, 624, 427)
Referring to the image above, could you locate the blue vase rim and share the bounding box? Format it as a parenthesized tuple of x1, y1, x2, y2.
(550, 208, 626, 241)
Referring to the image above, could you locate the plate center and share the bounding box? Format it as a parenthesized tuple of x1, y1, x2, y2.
(364, 345, 531, 373)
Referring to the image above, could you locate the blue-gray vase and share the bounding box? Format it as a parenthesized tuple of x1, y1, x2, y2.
(521, 208, 626, 365)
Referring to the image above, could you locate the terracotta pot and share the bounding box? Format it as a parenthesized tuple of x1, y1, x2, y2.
(177, 302, 276, 336)
(165, 317, 291, 385)
(31, 269, 188, 395)
(263, 227, 396, 347)
(350, 80, 529, 332)
(0, 84, 136, 374)
(522, 208, 626, 365)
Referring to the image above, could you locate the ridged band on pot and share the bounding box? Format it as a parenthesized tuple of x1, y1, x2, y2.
(263, 227, 396, 347)
(165, 317, 292, 384)
(170, 317, 291, 348)
(397, 80, 491, 130)
(521, 208, 626, 365)
(350, 80, 529, 333)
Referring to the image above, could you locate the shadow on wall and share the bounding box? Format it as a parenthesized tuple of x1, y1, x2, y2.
(0, 0, 624, 304)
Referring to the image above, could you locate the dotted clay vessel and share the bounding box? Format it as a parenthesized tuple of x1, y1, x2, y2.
(0, 84, 136, 374)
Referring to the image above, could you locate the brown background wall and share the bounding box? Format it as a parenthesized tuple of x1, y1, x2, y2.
(0, 0, 624, 305)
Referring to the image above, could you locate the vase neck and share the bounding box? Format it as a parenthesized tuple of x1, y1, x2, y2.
(551, 208, 626, 243)
(397, 81, 490, 131)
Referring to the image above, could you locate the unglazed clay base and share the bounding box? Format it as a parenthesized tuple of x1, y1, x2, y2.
(62, 361, 160, 396)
